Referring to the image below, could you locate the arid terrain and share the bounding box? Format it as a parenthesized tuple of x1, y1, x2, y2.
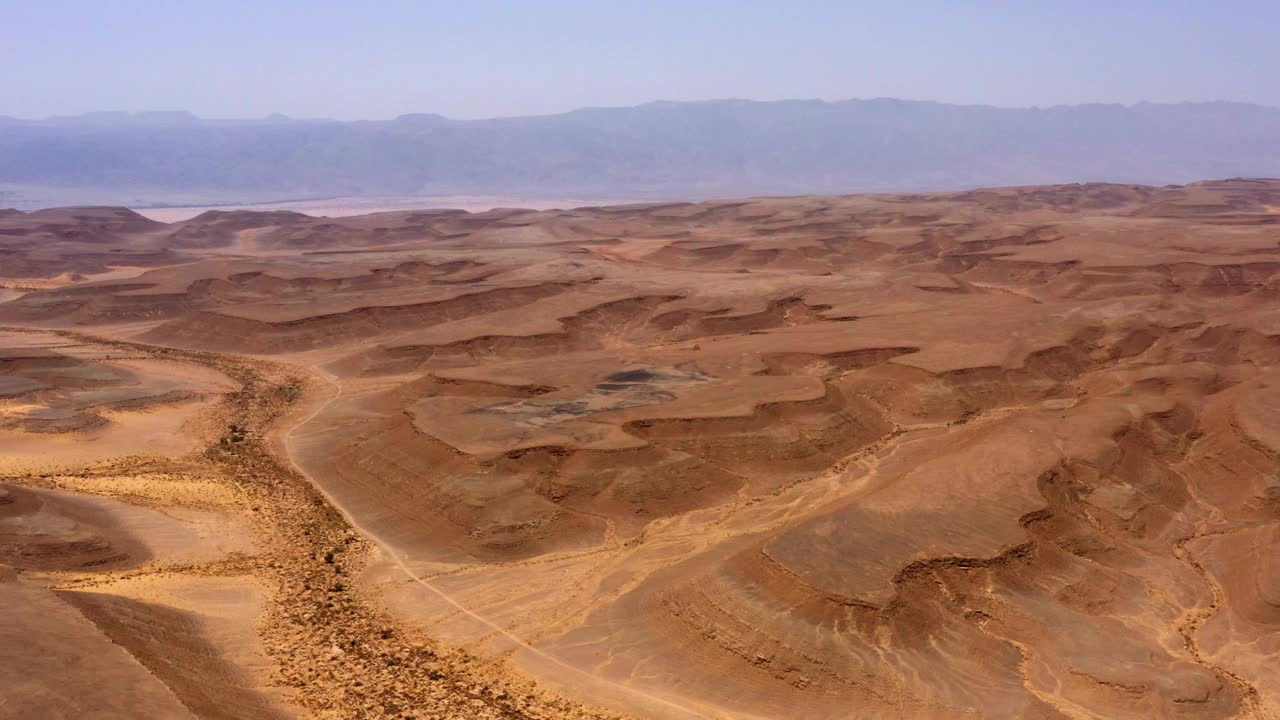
(2, 178, 1280, 719)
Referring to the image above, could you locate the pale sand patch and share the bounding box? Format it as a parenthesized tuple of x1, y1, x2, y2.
(108, 356, 241, 395)
(0, 266, 156, 290)
(13, 485, 257, 565)
(62, 574, 296, 716)
(0, 344, 237, 471)
(0, 580, 199, 719)
(0, 400, 213, 470)
(50, 473, 245, 509)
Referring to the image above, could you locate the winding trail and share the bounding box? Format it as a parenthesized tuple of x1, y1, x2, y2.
(280, 365, 708, 720)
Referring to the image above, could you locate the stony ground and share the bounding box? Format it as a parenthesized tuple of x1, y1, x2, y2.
(2, 329, 623, 720)
(6, 181, 1280, 719)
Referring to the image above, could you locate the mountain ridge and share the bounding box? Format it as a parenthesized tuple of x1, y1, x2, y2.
(6, 98, 1278, 125)
(3, 98, 1279, 205)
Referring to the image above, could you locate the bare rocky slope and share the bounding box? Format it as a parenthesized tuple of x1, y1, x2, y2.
(2, 179, 1280, 719)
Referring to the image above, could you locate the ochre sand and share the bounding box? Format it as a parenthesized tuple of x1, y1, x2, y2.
(3, 179, 1280, 718)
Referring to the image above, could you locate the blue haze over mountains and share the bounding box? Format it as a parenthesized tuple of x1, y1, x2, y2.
(2, 98, 1278, 207)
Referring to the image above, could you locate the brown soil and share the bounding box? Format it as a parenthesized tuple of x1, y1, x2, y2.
(3, 178, 1280, 719)
(0, 330, 622, 720)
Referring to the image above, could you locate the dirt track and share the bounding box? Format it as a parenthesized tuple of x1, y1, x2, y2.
(0, 328, 622, 719)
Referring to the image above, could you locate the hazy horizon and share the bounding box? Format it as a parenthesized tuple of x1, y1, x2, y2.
(6, 1, 1279, 209)
(5, 96, 1280, 210)
(6, 1, 1280, 120)
(6, 96, 1280, 124)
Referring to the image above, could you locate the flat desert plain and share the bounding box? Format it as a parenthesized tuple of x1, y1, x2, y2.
(2, 179, 1280, 719)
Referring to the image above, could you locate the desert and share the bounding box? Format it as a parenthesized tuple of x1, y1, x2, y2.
(2, 178, 1280, 719)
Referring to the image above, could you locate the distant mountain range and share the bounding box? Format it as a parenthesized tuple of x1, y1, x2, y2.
(2, 99, 1279, 207)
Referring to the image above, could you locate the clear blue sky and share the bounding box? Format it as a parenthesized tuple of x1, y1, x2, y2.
(4, 0, 1278, 120)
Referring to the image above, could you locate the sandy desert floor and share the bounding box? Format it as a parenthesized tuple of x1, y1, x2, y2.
(2, 179, 1280, 719)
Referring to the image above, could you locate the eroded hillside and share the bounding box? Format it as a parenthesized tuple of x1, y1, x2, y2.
(3, 179, 1280, 719)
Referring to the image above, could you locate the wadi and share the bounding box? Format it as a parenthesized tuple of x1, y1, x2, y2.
(2, 178, 1280, 719)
